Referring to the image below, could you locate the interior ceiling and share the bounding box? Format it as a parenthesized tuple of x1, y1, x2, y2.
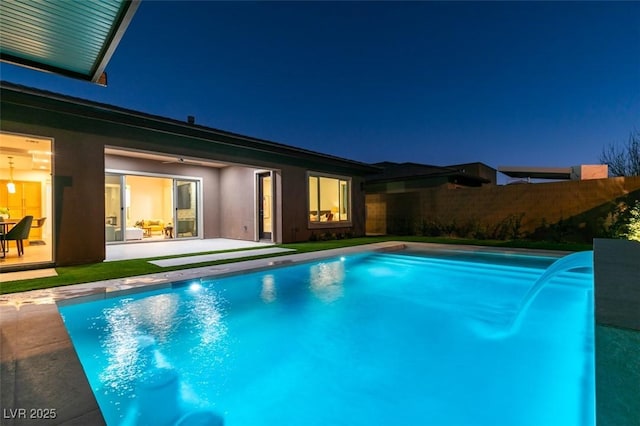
(105, 147, 229, 169)
(0, 133, 52, 172)
(0, 135, 231, 174)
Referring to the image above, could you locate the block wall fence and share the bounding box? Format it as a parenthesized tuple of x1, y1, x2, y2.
(366, 176, 640, 239)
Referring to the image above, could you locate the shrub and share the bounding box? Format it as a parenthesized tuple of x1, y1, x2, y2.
(609, 200, 640, 242)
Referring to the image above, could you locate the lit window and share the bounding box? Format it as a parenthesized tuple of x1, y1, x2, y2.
(308, 174, 350, 224)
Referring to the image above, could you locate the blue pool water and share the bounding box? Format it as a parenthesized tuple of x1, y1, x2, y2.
(59, 251, 594, 426)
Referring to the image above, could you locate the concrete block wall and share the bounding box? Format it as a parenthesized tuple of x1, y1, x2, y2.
(367, 176, 640, 237)
(594, 238, 640, 330)
(365, 194, 386, 235)
(593, 238, 640, 426)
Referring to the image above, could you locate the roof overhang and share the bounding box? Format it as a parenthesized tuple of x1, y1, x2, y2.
(0, 0, 140, 85)
(366, 162, 490, 185)
(498, 166, 571, 180)
(1, 81, 381, 175)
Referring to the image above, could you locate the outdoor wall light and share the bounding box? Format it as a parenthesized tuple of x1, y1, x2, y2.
(6, 157, 16, 194)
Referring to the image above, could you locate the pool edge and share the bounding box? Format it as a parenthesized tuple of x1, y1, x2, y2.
(4, 241, 632, 425)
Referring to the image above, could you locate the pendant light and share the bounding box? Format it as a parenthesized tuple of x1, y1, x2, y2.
(7, 157, 16, 194)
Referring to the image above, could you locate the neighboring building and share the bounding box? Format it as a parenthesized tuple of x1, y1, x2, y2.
(363, 161, 495, 236)
(365, 161, 494, 194)
(498, 165, 609, 184)
(448, 162, 498, 186)
(0, 82, 379, 269)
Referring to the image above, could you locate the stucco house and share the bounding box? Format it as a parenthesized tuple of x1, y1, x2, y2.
(0, 82, 379, 269)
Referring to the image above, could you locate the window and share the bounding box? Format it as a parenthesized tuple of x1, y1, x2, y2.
(308, 173, 350, 224)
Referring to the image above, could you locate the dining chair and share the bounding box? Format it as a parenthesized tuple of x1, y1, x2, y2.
(1, 216, 34, 256)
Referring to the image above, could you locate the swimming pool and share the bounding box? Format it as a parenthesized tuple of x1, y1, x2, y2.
(59, 250, 594, 426)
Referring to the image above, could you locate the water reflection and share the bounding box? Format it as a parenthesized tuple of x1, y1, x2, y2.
(309, 260, 345, 302)
(189, 289, 227, 349)
(98, 295, 180, 394)
(128, 294, 180, 343)
(99, 302, 152, 397)
(261, 274, 277, 303)
(97, 290, 228, 407)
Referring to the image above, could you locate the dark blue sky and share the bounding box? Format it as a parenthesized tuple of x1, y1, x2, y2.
(2, 1, 639, 171)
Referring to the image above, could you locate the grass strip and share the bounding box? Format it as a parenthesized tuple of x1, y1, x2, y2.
(0, 236, 592, 294)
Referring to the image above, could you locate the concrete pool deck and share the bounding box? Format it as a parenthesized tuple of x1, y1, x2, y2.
(0, 241, 637, 425)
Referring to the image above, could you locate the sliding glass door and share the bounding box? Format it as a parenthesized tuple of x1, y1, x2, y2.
(105, 174, 123, 242)
(174, 179, 198, 238)
(105, 173, 200, 243)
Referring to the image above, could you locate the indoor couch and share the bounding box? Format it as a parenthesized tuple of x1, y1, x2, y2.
(115, 227, 144, 240)
(141, 219, 164, 236)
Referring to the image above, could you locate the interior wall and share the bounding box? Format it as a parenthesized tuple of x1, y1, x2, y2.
(0, 176, 50, 239)
(0, 137, 53, 244)
(126, 175, 172, 227)
(105, 154, 221, 238)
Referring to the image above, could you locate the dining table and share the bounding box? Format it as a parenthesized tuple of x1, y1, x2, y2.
(0, 220, 18, 258)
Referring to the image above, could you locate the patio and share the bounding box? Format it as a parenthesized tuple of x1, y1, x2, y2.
(0, 239, 275, 280)
(105, 238, 275, 261)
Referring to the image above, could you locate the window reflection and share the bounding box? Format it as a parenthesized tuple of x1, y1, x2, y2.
(309, 260, 345, 302)
(261, 274, 277, 303)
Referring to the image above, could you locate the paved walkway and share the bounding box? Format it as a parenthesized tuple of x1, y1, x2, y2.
(1, 268, 58, 282)
(149, 247, 295, 267)
(106, 238, 273, 261)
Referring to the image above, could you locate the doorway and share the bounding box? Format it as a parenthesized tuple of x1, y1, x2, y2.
(105, 172, 200, 243)
(175, 179, 198, 238)
(258, 172, 272, 241)
(0, 132, 53, 266)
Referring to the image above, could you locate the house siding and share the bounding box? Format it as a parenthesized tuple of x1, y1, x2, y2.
(219, 166, 258, 241)
(1, 83, 376, 267)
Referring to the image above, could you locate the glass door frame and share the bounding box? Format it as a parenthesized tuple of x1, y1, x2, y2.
(0, 131, 55, 266)
(105, 173, 125, 243)
(173, 178, 201, 239)
(256, 170, 273, 242)
(105, 169, 203, 243)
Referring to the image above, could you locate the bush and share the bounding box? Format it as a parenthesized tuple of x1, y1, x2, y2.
(609, 200, 640, 242)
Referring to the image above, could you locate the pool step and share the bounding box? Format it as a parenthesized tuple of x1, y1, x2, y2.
(358, 253, 591, 289)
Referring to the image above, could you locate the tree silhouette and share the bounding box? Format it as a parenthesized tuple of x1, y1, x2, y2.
(600, 130, 640, 177)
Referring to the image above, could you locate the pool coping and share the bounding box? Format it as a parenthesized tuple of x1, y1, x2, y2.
(0, 241, 573, 425)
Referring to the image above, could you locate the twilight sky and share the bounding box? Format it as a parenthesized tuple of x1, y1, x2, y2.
(2, 1, 639, 172)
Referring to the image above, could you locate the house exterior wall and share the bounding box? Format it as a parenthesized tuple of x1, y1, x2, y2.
(1, 110, 108, 265)
(54, 130, 106, 265)
(219, 166, 258, 240)
(280, 165, 368, 242)
(1, 84, 375, 267)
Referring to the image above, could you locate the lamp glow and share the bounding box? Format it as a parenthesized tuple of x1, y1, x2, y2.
(6, 157, 16, 193)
